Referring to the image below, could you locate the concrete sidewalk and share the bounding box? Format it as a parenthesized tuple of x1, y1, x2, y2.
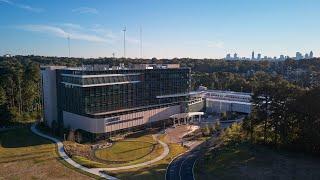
(30, 124, 118, 180)
(31, 124, 170, 178)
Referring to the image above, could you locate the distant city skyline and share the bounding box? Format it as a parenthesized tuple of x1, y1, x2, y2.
(225, 50, 315, 61)
(1, 0, 320, 58)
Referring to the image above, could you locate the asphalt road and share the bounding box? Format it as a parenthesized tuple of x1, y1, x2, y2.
(166, 149, 202, 180)
(166, 118, 238, 180)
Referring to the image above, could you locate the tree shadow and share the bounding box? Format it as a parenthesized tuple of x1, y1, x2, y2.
(0, 127, 51, 148)
(0, 121, 35, 129)
(126, 129, 159, 139)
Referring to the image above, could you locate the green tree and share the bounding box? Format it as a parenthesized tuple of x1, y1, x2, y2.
(0, 87, 6, 106)
(291, 88, 320, 153)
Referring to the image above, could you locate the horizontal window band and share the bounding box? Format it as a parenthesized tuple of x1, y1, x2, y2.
(61, 81, 140, 87)
(106, 116, 144, 125)
(61, 73, 141, 78)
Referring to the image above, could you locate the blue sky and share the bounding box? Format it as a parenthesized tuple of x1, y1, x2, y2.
(0, 0, 319, 58)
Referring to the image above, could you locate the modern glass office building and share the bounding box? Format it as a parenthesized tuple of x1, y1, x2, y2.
(41, 64, 203, 134)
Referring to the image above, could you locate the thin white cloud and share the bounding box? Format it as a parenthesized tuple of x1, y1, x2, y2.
(62, 23, 117, 41)
(91, 27, 117, 40)
(0, 0, 44, 12)
(126, 37, 140, 44)
(72, 7, 98, 14)
(18, 24, 110, 43)
(61, 23, 83, 30)
(21, 25, 68, 37)
(114, 29, 140, 44)
(185, 40, 224, 49)
(16, 4, 43, 12)
(17, 23, 148, 53)
(207, 41, 224, 49)
(0, 0, 11, 4)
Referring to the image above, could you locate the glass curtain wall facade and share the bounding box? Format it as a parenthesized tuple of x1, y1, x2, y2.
(56, 68, 191, 127)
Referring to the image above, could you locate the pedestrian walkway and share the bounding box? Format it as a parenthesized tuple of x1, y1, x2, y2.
(30, 124, 118, 180)
(31, 124, 170, 178)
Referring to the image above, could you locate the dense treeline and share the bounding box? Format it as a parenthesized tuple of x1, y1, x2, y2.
(192, 72, 253, 92)
(0, 59, 41, 125)
(2, 55, 320, 91)
(2, 55, 320, 74)
(191, 58, 320, 91)
(241, 72, 320, 154)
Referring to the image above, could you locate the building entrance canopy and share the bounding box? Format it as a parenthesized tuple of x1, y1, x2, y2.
(170, 112, 204, 119)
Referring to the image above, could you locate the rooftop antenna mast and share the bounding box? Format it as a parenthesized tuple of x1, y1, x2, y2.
(67, 35, 71, 58)
(123, 26, 126, 58)
(140, 26, 142, 59)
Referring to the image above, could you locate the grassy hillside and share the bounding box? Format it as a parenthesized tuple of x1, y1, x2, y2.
(195, 142, 320, 180)
(0, 128, 94, 180)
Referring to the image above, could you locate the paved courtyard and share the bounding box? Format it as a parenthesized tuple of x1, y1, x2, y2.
(164, 125, 196, 144)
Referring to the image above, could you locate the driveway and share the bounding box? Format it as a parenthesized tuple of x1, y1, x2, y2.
(166, 148, 201, 180)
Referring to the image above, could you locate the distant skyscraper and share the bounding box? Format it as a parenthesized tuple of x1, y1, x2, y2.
(305, 53, 309, 59)
(234, 53, 238, 60)
(257, 53, 261, 60)
(295, 52, 303, 60)
(226, 53, 231, 60)
(223, 51, 301, 61)
(310, 51, 314, 58)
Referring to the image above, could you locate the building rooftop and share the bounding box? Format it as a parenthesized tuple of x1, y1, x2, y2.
(41, 64, 183, 72)
(205, 90, 252, 96)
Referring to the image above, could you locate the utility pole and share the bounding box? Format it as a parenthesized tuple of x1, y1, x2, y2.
(123, 26, 126, 58)
(67, 35, 71, 58)
(140, 26, 142, 59)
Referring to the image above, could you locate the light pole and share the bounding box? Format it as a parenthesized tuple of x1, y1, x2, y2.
(140, 26, 142, 59)
(123, 26, 126, 58)
(67, 35, 70, 58)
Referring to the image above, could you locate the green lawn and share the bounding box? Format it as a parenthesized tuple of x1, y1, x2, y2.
(72, 134, 165, 168)
(0, 128, 94, 180)
(195, 142, 320, 180)
(113, 135, 187, 180)
(70, 133, 188, 180)
(95, 140, 155, 162)
(0, 126, 188, 180)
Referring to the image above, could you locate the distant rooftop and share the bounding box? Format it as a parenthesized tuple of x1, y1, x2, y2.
(3, 54, 12, 57)
(204, 89, 252, 96)
(131, 64, 180, 70)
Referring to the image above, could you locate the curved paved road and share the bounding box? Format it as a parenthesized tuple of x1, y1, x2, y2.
(30, 124, 118, 180)
(166, 148, 201, 180)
